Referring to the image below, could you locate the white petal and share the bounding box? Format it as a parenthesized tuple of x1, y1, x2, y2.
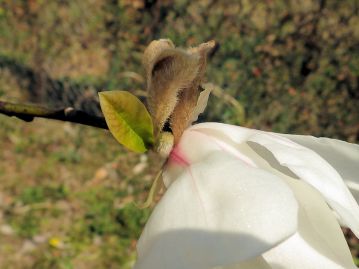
(248, 132, 359, 238)
(163, 128, 256, 188)
(281, 134, 359, 201)
(134, 152, 298, 269)
(215, 180, 357, 269)
(262, 177, 357, 269)
(190, 123, 359, 237)
(214, 257, 272, 269)
(190, 85, 212, 124)
(213, 143, 357, 269)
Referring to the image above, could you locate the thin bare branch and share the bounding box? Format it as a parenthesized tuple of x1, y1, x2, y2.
(0, 100, 108, 129)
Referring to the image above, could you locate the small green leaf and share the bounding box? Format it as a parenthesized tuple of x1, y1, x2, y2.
(99, 91, 154, 153)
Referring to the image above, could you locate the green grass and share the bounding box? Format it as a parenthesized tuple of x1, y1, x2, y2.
(0, 115, 158, 268)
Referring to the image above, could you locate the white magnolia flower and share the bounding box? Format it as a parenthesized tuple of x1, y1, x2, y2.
(134, 123, 359, 269)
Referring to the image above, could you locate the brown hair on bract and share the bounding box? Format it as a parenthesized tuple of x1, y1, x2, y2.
(143, 39, 216, 150)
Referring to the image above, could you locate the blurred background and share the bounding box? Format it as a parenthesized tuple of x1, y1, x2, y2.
(0, 0, 358, 268)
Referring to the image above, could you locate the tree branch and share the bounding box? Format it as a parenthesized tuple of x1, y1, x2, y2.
(0, 100, 108, 129)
